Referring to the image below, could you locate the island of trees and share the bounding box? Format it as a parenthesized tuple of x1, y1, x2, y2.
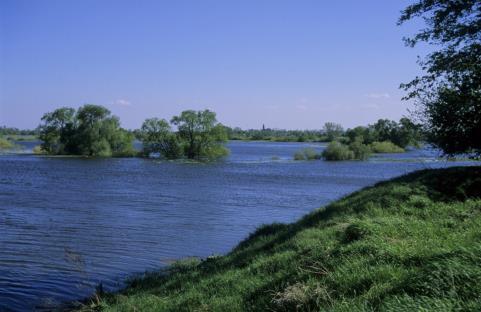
(36, 105, 228, 160)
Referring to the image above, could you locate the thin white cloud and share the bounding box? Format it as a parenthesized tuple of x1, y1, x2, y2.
(112, 99, 132, 107)
(365, 93, 390, 99)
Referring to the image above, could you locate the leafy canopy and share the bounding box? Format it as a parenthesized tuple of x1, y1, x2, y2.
(399, 0, 481, 155)
(39, 104, 135, 157)
(140, 109, 228, 160)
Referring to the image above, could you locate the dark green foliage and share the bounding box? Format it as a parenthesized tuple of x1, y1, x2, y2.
(343, 221, 371, 243)
(82, 167, 481, 311)
(399, 0, 481, 155)
(171, 110, 229, 160)
(39, 107, 76, 154)
(345, 118, 422, 149)
(140, 110, 229, 160)
(139, 118, 182, 159)
(38, 105, 135, 157)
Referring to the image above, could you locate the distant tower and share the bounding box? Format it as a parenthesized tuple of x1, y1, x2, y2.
(262, 124, 266, 131)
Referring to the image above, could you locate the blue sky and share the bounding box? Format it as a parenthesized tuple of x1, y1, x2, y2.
(0, 0, 428, 130)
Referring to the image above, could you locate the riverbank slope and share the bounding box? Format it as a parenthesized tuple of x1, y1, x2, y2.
(82, 166, 481, 311)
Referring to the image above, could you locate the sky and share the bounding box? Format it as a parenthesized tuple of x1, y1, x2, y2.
(0, 0, 429, 130)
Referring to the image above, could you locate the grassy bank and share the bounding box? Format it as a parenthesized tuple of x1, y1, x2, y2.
(82, 167, 481, 311)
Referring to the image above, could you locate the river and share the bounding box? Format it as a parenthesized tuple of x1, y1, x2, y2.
(0, 141, 478, 311)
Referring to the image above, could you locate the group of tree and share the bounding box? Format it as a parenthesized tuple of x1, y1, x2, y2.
(39, 104, 136, 157)
(293, 118, 422, 161)
(38, 105, 229, 160)
(139, 109, 228, 160)
(327, 118, 422, 161)
(345, 117, 423, 149)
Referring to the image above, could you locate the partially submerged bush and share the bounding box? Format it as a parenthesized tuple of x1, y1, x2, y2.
(293, 148, 321, 161)
(349, 140, 372, 160)
(322, 141, 355, 161)
(370, 141, 404, 153)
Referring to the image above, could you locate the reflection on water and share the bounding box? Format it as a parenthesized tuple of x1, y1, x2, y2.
(0, 141, 478, 310)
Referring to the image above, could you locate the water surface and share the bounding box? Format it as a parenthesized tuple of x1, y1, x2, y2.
(0, 141, 478, 311)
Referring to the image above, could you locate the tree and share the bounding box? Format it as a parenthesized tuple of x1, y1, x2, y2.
(171, 110, 228, 160)
(371, 119, 396, 142)
(323, 122, 344, 141)
(140, 118, 182, 159)
(395, 117, 423, 148)
(76, 105, 116, 156)
(38, 104, 134, 157)
(399, 0, 481, 155)
(38, 107, 76, 154)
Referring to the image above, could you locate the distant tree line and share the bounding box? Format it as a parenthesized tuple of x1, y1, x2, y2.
(224, 123, 344, 142)
(0, 126, 38, 136)
(225, 118, 422, 148)
(224, 127, 325, 142)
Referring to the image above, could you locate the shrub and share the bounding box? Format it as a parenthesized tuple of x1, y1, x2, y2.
(293, 148, 321, 161)
(349, 140, 372, 160)
(322, 141, 355, 161)
(294, 151, 306, 161)
(370, 141, 405, 153)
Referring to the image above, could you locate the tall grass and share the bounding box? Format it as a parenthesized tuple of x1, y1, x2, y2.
(80, 167, 481, 312)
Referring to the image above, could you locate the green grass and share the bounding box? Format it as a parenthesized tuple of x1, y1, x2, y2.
(81, 167, 481, 311)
